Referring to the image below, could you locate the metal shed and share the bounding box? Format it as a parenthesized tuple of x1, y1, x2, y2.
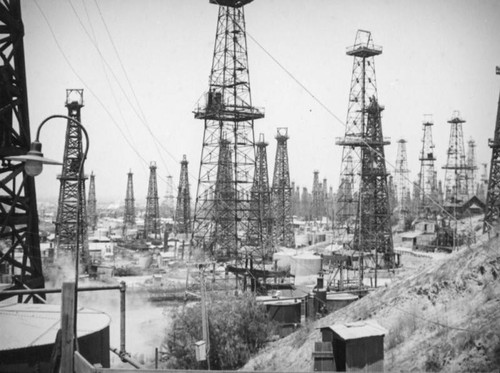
(319, 320, 387, 372)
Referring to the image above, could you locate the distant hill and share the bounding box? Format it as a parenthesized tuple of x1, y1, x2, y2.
(242, 235, 500, 372)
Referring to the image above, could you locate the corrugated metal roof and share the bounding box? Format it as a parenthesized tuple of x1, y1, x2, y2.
(0, 303, 110, 351)
(320, 320, 387, 340)
(400, 231, 424, 239)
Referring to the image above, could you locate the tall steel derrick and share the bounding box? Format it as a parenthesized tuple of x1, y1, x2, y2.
(334, 30, 381, 241)
(466, 139, 478, 197)
(354, 99, 394, 267)
(442, 111, 471, 208)
(144, 162, 161, 239)
(418, 117, 438, 215)
(175, 155, 191, 235)
(55, 89, 89, 268)
(311, 170, 322, 220)
(192, 0, 263, 262)
(161, 175, 175, 219)
(484, 67, 500, 233)
(123, 170, 135, 229)
(0, 0, 44, 300)
(394, 139, 410, 230)
(251, 133, 273, 259)
(271, 128, 295, 248)
(87, 172, 97, 233)
(336, 30, 394, 267)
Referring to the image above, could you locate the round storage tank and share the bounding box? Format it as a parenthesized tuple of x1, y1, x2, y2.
(326, 293, 359, 313)
(265, 299, 301, 324)
(0, 303, 110, 373)
(291, 253, 322, 277)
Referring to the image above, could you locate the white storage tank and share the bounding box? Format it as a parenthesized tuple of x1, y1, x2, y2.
(291, 253, 322, 276)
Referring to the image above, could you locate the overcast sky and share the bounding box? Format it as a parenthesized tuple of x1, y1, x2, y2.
(21, 0, 500, 205)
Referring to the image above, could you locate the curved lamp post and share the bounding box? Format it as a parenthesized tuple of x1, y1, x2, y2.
(7, 114, 89, 351)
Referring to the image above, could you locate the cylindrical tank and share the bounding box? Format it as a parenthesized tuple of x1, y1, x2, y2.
(265, 299, 301, 324)
(291, 253, 322, 276)
(326, 293, 358, 313)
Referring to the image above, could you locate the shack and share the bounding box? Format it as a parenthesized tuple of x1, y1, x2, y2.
(318, 320, 387, 372)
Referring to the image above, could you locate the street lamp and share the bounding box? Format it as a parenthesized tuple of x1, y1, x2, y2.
(6, 113, 89, 354)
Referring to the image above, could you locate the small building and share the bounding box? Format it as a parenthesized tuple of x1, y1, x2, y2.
(318, 320, 387, 372)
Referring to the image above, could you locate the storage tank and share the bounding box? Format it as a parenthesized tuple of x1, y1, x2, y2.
(272, 252, 293, 269)
(326, 293, 359, 313)
(265, 299, 302, 337)
(291, 253, 322, 276)
(0, 303, 110, 372)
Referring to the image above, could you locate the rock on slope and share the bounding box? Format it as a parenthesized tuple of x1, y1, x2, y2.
(242, 236, 500, 372)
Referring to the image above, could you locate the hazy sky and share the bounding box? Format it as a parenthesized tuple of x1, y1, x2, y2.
(21, 0, 500, 204)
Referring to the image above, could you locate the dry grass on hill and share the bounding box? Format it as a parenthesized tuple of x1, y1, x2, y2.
(242, 235, 500, 372)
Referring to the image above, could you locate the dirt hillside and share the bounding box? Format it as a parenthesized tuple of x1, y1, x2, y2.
(242, 235, 500, 372)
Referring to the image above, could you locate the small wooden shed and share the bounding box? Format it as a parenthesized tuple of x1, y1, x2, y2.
(319, 321, 387, 372)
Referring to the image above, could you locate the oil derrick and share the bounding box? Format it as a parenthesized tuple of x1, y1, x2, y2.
(250, 134, 273, 259)
(394, 139, 411, 230)
(323, 178, 329, 222)
(335, 30, 382, 243)
(144, 162, 161, 239)
(335, 155, 355, 231)
(192, 0, 263, 262)
(442, 111, 471, 209)
(123, 170, 136, 229)
(311, 170, 322, 220)
(484, 67, 500, 233)
(418, 116, 438, 215)
(55, 89, 89, 269)
(175, 155, 191, 235)
(291, 181, 299, 216)
(87, 172, 97, 233)
(301, 187, 310, 219)
(466, 139, 478, 197)
(477, 163, 488, 202)
(271, 128, 295, 248)
(0, 0, 44, 300)
(161, 175, 175, 219)
(213, 137, 236, 258)
(354, 98, 394, 268)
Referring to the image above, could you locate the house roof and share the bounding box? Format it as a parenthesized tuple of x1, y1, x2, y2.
(320, 320, 387, 340)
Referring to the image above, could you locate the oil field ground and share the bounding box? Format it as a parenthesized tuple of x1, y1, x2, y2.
(242, 234, 500, 372)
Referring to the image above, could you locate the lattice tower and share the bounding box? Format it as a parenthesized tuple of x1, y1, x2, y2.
(87, 172, 97, 232)
(335, 155, 355, 230)
(442, 111, 471, 206)
(394, 139, 410, 230)
(294, 186, 301, 217)
(484, 67, 500, 232)
(0, 0, 44, 301)
(335, 30, 381, 242)
(212, 137, 236, 259)
(144, 161, 161, 239)
(466, 138, 478, 197)
(175, 155, 191, 234)
(323, 178, 329, 220)
(162, 175, 175, 219)
(250, 133, 274, 260)
(354, 99, 394, 268)
(311, 170, 321, 220)
(478, 163, 488, 202)
(123, 170, 135, 228)
(192, 0, 263, 263)
(55, 89, 89, 269)
(301, 187, 310, 218)
(418, 116, 438, 215)
(271, 128, 295, 248)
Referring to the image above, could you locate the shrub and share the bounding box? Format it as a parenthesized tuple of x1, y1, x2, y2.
(163, 292, 276, 370)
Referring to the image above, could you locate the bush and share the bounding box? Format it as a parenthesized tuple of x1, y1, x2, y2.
(163, 292, 275, 370)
